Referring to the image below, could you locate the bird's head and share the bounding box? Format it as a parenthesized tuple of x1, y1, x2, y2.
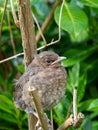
(33, 51, 66, 68)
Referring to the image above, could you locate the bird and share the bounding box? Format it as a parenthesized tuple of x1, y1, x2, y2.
(14, 51, 67, 113)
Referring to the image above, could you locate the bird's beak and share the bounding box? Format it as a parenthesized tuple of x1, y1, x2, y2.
(51, 56, 66, 65)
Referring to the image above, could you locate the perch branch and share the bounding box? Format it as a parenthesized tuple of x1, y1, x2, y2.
(0, 0, 8, 41)
(57, 115, 73, 130)
(57, 113, 84, 130)
(29, 87, 49, 130)
(72, 112, 84, 128)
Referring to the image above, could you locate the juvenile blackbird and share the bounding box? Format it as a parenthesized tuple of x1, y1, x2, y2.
(14, 51, 67, 113)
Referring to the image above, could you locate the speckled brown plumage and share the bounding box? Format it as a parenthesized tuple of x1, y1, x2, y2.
(14, 51, 67, 113)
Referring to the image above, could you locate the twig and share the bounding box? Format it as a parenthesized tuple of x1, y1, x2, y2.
(66, 102, 73, 120)
(0, 41, 58, 64)
(50, 109, 54, 130)
(0, 0, 8, 41)
(36, 0, 62, 43)
(72, 113, 84, 128)
(57, 115, 73, 130)
(0, 52, 23, 64)
(0, 0, 64, 64)
(28, 113, 38, 130)
(48, 0, 64, 45)
(32, 13, 47, 45)
(29, 87, 49, 130)
(7, 10, 18, 64)
(73, 88, 77, 120)
(10, 0, 19, 28)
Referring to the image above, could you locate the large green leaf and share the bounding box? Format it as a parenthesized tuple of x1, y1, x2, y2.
(62, 45, 97, 67)
(82, 116, 92, 130)
(92, 121, 98, 130)
(31, 0, 50, 16)
(0, 102, 15, 115)
(0, 94, 13, 106)
(79, 0, 98, 8)
(55, 2, 88, 41)
(77, 73, 87, 102)
(79, 99, 98, 111)
(0, 112, 17, 124)
(68, 62, 80, 88)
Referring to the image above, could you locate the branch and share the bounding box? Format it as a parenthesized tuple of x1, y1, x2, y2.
(7, 10, 18, 64)
(72, 112, 84, 128)
(36, 0, 62, 43)
(66, 102, 73, 119)
(10, 0, 20, 28)
(57, 113, 84, 130)
(29, 87, 49, 130)
(73, 88, 77, 120)
(0, 0, 64, 64)
(16, 0, 37, 130)
(0, 52, 23, 64)
(16, 0, 37, 67)
(32, 13, 47, 45)
(57, 115, 73, 130)
(0, 41, 58, 64)
(0, 0, 8, 41)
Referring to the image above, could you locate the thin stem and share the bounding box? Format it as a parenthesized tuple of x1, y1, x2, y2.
(73, 88, 77, 120)
(36, 0, 62, 43)
(48, 0, 64, 45)
(7, 10, 18, 64)
(32, 13, 47, 45)
(66, 102, 73, 119)
(0, 40, 59, 64)
(0, 0, 8, 41)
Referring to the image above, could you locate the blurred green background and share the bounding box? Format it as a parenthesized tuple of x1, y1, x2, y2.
(0, 0, 98, 130)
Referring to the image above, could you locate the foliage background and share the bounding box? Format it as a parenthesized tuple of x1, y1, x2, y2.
(0, 0, 98, 130)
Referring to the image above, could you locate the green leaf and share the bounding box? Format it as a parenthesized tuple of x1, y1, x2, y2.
(0, 102, 15, 115)
(31, 0, 50, 17)
(79, 99, 98, 111)
(62, 46, 97, 67)
(53, 97, 68, 125)
(92, 121, 98, 130)
(0, 112, 17, 124)
(55, 2, 88, 42)
(68, 62, 80, 88)
(87, 99, 98, 111)
(79, 0, 98, 8)
(83, 116, 92, 130)
(77, 73, 87, 102)
(53, 103, 65, 125)
(0, 93, 13, 106)
(17, 65, 25, 73)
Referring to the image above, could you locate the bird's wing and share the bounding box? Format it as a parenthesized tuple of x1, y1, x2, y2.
(14, 66, 44, 108)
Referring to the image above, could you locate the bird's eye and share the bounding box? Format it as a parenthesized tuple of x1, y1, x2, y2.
(46, 59, 51, 63)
